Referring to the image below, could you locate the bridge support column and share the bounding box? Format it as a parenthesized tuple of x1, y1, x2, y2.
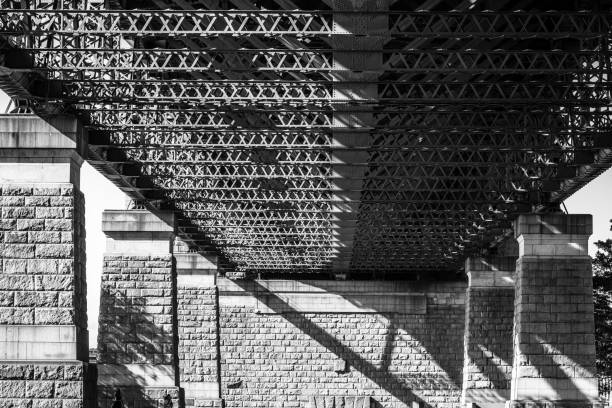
(98, 209, 179, 408)
(508, 214, 598, 408)
(174, 243, 222, 408)
(0, 115, 92, 407)
(462, 257, 515, 408)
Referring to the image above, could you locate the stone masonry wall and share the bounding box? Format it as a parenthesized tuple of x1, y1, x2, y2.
(464, 288, 513, 391)
(0, 184, 87, 333)
(178, 287, 218, 384)
(0, 184, 89, 408)
(218, 280, 466, 408)
(177, 286, 220, 406)
(97, 255, 177, 408)
(98, 254, 175, 365)
(512, 257, 597, 401)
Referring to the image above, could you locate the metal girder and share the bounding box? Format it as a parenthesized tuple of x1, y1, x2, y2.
(2, 3, 612, 274)
(80, 107, 612, 130)
(7, 49, 610, 75)
(1, 10, 610, 38)
(38, 79, 612, 105)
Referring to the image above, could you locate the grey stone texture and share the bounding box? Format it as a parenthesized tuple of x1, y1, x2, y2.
(177, 287, 220, 391)
(0, 184, 87, 330)
(97, 386, 179, 408)
(97, 254, 178, 408)
(217, 279, 466, 408)
(0, 362, 95, 408)
(510, 214, 598, 405)
(463, 287, 514, 392)
(98, 254, 175, 365)
(0, 183, 89, 407)
(512, 257, 597, 400)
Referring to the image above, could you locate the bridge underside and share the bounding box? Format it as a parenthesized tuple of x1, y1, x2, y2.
(1, 0, 612, 277)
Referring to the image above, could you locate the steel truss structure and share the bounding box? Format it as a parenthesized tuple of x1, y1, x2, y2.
(1, 0, 612, 276)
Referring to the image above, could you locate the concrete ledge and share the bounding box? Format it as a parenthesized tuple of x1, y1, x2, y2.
(517, 234, 590, 257)
(254, 292, 426, 314)
(182, 382, 220, 399)
(97, 364, 176, 386)
(178, 272, 216, 288)
(175, 253, 217, 271)
(466, 257, 516, 288)
(466, 257, 517, 273)
(463, 389, 510, 407)
(468, 271, 514, 288)
(176, 253, 217, 287)
(0, 151, 82, 184)
(0, 325, 83, 360)
(102, 210, 174, 235)
(0, 114, 79, 149)
(513, 377, 598, 401)
(514, 214, 592, 237)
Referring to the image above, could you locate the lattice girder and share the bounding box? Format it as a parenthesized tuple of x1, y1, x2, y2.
(2, 3, 612, 274)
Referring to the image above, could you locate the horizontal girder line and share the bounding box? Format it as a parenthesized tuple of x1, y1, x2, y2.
(53, 79, 612, 104)
(9, 48, 611, 74)
(2, 10, 610, 38)
(94, 143, 612, 154)
(104, 159, 587, 166)
(136, 186, 532, 194)
(82, 105, 612, 114)
(160, 197, 524, 203)
(172, 203, 521, 211)
(130, 174, 566, 181)
(93, 145, 603, 152)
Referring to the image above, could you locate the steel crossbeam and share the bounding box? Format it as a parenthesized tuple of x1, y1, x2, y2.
(7, 49, 610, 74)
(1, 3, 612, 274)
(45, 80, 612, 105)
(1, 10, 610, 38)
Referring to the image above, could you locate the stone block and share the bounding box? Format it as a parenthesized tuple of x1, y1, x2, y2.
(54, 381, 83, 398)
(25, 380, 54, 398)
(28, 232, 61, 244)
(34, 276, 73, 291)
(4, 232, 27, 244)
(35, 244, 73, 259)
(33, 365, 64, 380)
(34, 308, 74, 325)
(3, 260, 26, 274)
(27, 260, 60, 274)
(2, 207, 35, 219)
(0, 244, 35, 259)
(16, 219, 44, 231)
(14, 292, 58, 307)
(24, 196, 50, 207)
(44, 220, 72, 231)
(33, 400, 63, 408)
(35, 208, 65, 219)
(0, 276, 34, 291)
(0, 380, 25, 398)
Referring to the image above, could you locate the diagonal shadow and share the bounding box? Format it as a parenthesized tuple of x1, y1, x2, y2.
(228, 279, 462, 408)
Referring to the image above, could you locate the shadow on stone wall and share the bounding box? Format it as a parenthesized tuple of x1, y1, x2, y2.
(97, 287, 179, 408)
(226, 280, 465, 408)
